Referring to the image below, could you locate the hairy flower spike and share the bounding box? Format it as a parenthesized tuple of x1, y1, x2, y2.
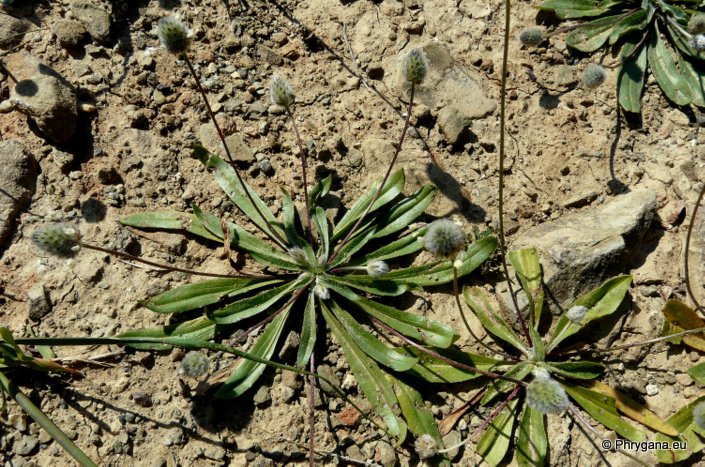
(366, 260, 389, 277)
(313, 277, 330, 300)
(519, 27, 544, 47)
(689, 14, 705, 35)
(526, 375, 569, 415)
(691, 34, 705, 52)
(270, 74, 295, 109)
(693, 401, 705, 430)
(157, 16, 191, 55)
(423, 219, 465, 258)
(402, 48, 428, 85)
(582, 64, 606, 89)
(179, 351, 209, 378)
(414, 433, 438, 460)
(288, 247, 307, 265)
(565, 305, 588, 324)
(31, 223, 81, 258)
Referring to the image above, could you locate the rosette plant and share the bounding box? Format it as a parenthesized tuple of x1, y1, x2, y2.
(444, 248, 679, 465)
(113, 28, 497, 449)
(535, 0, 705, 113)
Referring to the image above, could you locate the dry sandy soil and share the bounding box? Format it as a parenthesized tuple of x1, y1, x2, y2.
(0, 0, 704, 465)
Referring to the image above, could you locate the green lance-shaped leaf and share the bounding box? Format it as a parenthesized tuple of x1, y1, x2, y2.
(120, 210, 185, 230)
(655, 396, 705, 464)
(119, 316, 217, 350)
(566, 14, 626, 52)
(372, 185, 436, 239)
(322, 302, 408, 440)
(667, 22, 705, 61)
(617, 36, 648, 114)
(327, 274, 407, 297)
(547, 275, 632, 353)
(215, 303, 292, 398)
(391, 375, 446, 460)
(463, 287, 529, 356)
(679, 55, 705, 107)
(189, 205, 223, 241)
(141, 278, 282, 313)
(227, 223, 302, 270)
(281, 189, 306, 247)
(649, 24, 692, 106)
(508, 248, 544, 329)
(516, 406, 547, 467)
(405, 346, 504, 383)
(608, 8, 651, 46)
(689, 361, 705, 385)
(346, 225, 426, 266)
(332, 169, 404, 240)
(308, 173, 333, 209)
(328, 226, 377, 268)
(213, 274, 312, 324)
(0, 371, 97, 467)
(296, 291, 317, 367)
(328, 298, 418, 372)
(547, 361, 605, 380)
(537, 0, 623, 19)
(563, 383, 646, 442)
(387, 235, 497, 287)
(197, 149, 285, 242)
(326, 284, 458, 348)
(313, 206, 331, 258)
(477, 398, 520, 467)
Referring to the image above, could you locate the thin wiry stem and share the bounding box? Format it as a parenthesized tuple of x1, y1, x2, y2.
(308, 353, 316, 467)
(81, 243, 269, 279)
(286, 107, 314, 242)
(497, 0, 530, 342)
(685, 182, 705, 313)
(371, 316, 524, 385)
(327, 85, 415, 265)
(181, 55, 288, 249)
(474, 384, 520, 435)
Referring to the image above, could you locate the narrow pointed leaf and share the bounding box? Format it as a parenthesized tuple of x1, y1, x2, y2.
(281, 189, 306, 247)
(583, 380, 678, 436)
(537, 0, 623, 19)
(566, 14, 625, 52)
(332, 170, 404, 240)
(548, 275, 632, 352)
(392, 376, 445, 457)
(189, 205, 223, 241)
(308, 173, 332, 209)
(661, 299, 705, 351)
(655, 396, 705, 463)
(618, 37, 647, 113)
(688, 361, 705, 384)
(481, 363, 532, 406)
(406, 346, 503, 383)
(649, 25, 692, 106)
(563, 383, 646, 441)
(322, 302, 407, 440)
(215, 304, 292, 398)
(508, 248, 544, 329)
(296, 291, 317, 367)
(313, 207, 330, 258)
(328, 275, 407, 296)
(328, 227, 377, 268)
(120, 210, 184, 230)
(142, 278, 282, 313)
(214, 274, 311, 324)
(608, 9, 650, 45)
(477, 398, 519, 467)
(372, 185, 436, 239)
(516, 406, 547, 467)
(119, 316, 217, 350)
(463, 287, 528, 355)
(227, 223, 301, 270)
(548, 361, 605, 380)
(329, 299, 418, 371)
(347, 226, 426, 266)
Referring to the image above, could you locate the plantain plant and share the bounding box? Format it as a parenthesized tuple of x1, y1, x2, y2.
(438, 248, 681, 465)
(534, 0, 705, 113)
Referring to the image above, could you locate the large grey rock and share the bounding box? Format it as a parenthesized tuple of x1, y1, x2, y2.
(437, 105, 471, 146)
(71, 2, 111, 42)
(0, 13, 29, 49)
(2, 52, 78, 142)
(27, 284, 51, 321)
(0, 140, 35, 246)
(510, 189, 657, 304)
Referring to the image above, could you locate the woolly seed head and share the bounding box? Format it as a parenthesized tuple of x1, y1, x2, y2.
(402, 48, 428, 85)
(270, 74, 295, 108)
(414, 433, 438, 460)
(693, 401, 705, 430)
(157, 16, 191, 55)
(288, 247, 307, 265)
(313, 278, 330, 300)
(582, 64, 606, 89)
(519, 27, 544, 47)
(366, 260, 390, 277)
(31, 223, 81, 258)
(689, 14, 705, 35)
(526, 375, 569, 415)
(565, 305, 588, 324)
(691, 34, 705, 52)
(423, 219, 465, 258)
(179, 351, 209, 378)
